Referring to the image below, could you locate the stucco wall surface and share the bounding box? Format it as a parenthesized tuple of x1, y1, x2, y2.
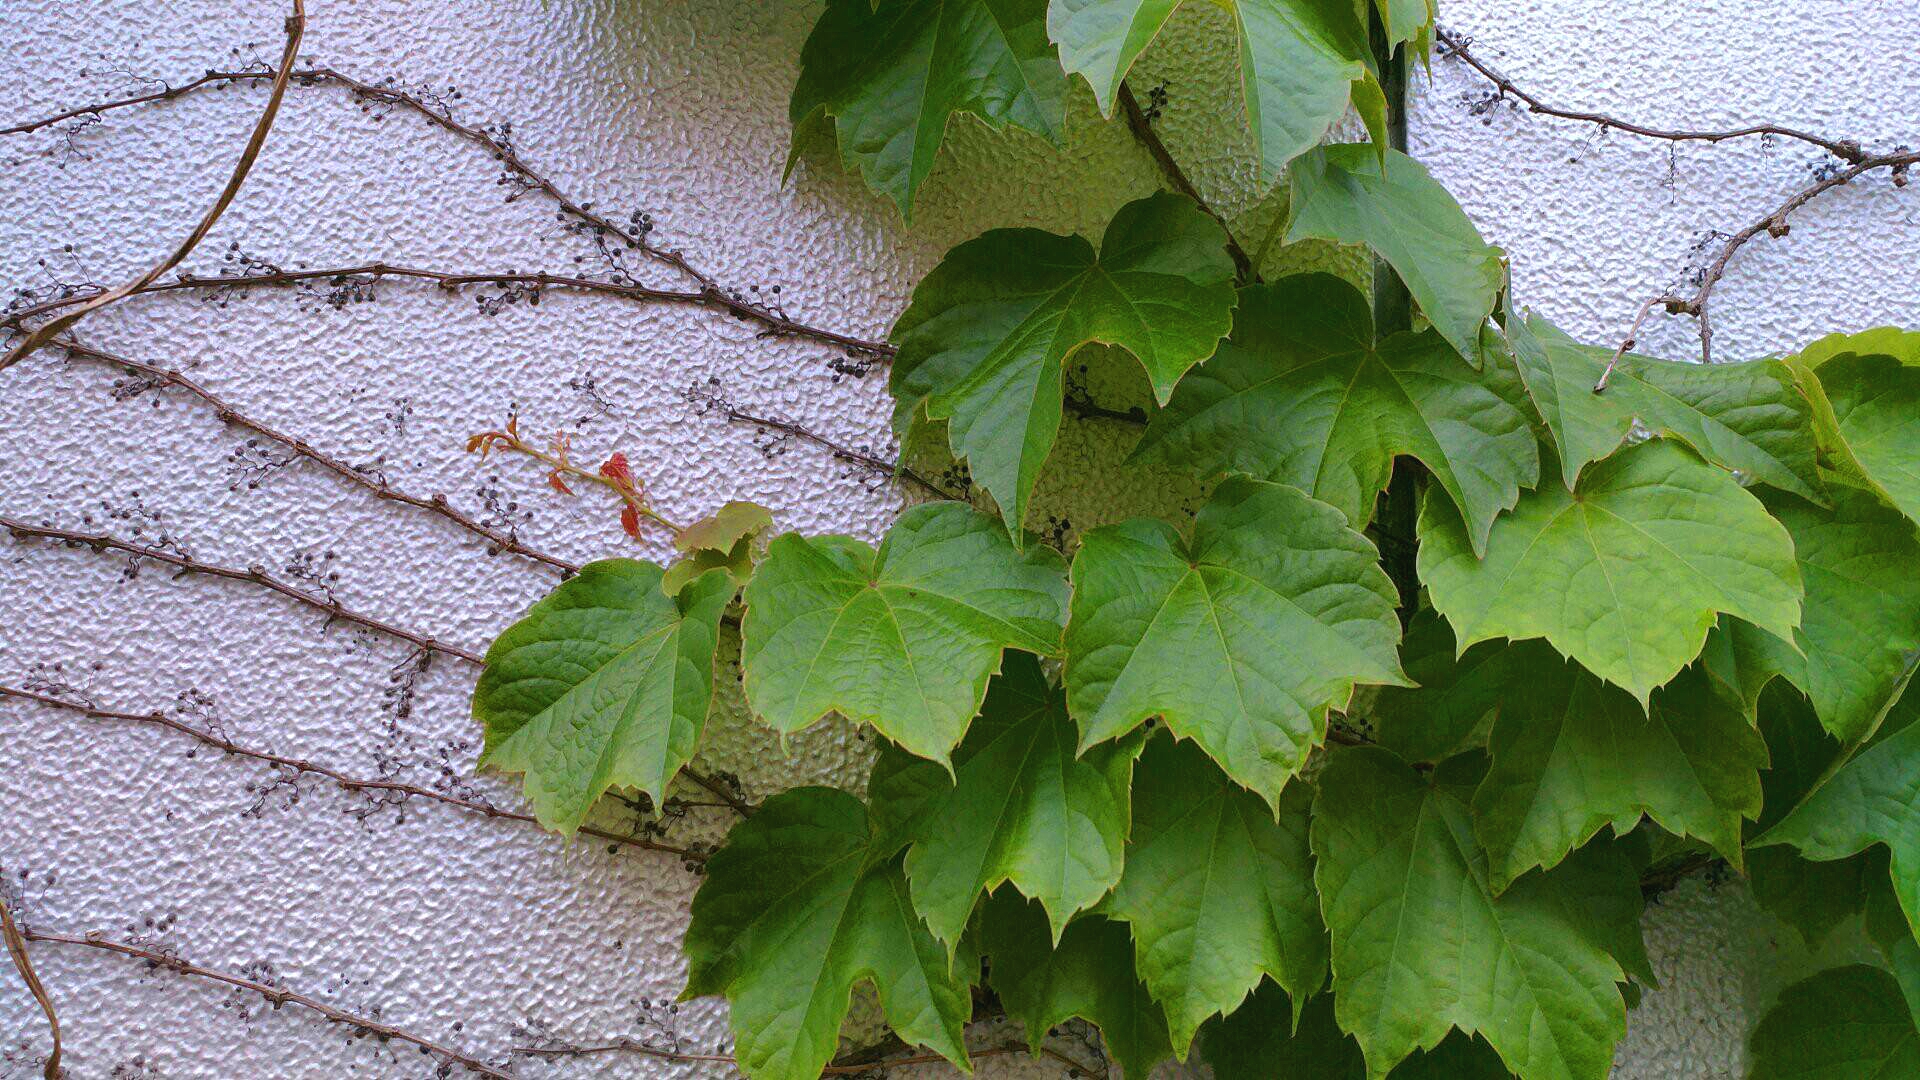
(0, 1, 1913, 1077)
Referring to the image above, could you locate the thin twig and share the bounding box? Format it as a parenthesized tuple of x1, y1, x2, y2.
(49, 334, 582, 574)
(1599, 147, 1918, 379)
(1117, 81, 1256, 282)
(1, 1, 306, 371)
(0, 890, 61, 1080)
(18, 928, 512, 1079)
(0, 516, 753, 814)
(0, 65, 894, 358)
(1435, 27, 1869, 163)
(514, 1036, 1099, 1076)
(3, 263, 883, 355)
(0, 515, 487, 664)
(720, 404, 958, 501)
(0, 683, 706, 862)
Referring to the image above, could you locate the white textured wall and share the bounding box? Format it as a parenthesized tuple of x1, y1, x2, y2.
(0, 1, 1913, 1077)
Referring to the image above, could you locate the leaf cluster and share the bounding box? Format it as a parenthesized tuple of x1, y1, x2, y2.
(474, 4, 1920, 1077)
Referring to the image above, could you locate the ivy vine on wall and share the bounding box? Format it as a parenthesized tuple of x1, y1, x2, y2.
(3, 1, 1919, 1079)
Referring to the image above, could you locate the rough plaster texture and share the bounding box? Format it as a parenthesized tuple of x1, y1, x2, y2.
(0, 1, 1913, 1077)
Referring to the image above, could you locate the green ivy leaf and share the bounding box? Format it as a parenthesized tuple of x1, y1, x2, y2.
(1748, 966, 1920, 1080)
(1725, 489, 1920, 742)
(865, 653, 1142, 950)
(1066, 477, 1408, 804)
(1312, 746, 1629, 1080)
(1866, 872, 1920, 1031)
(682, 787, 973, 1080)
(741, 501, 1068, 764)
(1104, 733, 1328, 1056)
(1204, 986, 1516, 1079)
(472, 561, 733, 834)
(1815, 351, 1920, 528)
(1418, 439, 1803, 706)
(1506, 314, 1825, 499)
(663, 500, 775, 596)
(1131, 275, 1539, 554)
(1286, 146, 1506, 366)
(891, 192, 1237, 533)
(1745, 683, 1876, 947)
(1755, 686, 1920, 947)
(978, 890, 1174, 1078)
(1368, 611, 1533, 765)
(1471, 663, 1764, 892)
(790, 0, 1067, 218)
(1047, 0, 1384, 180)
(1370, 0, 1436, 51)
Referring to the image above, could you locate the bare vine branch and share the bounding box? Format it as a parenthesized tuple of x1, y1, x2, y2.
(1, 1, 306, 371)
(0, 889, 61, 1080)
(1434, 26, 1871, 163)
(1430, 27, 1915, 374)
(47, 334, 582, 575)
(0, 65, 894, 358)
(0, 515, 488, 664)
(0, 515, 756, 815)
(0, 683, 707, 863)
(17, 927, 512, 1079)
(1598, 146, 1918, 378)
(514, 1034, 1101, 1076)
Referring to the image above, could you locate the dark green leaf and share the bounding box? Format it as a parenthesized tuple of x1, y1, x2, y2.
(1105, 734, 1328, 1055)
(1418, 439, 1803, 705)
(1066, 477, 1408, 804)
(1287, 146, 1506, 366)
(1312, 746, 1628, 1080)
(474, 561, 733, 833)
(683, 788, 972, 1080)
(1506, 314, 1825, 499)
(1132, 275, 1538, 553)
(869, 654, 1142, 950)
(1472, 663, 1764, 891)
(1048, 0, 1384, 179)
(1748, 965, 1920, 1080)
(979, 890, 1173, 1078)
(791, 0, 1066, 217)
(740, 502, 1068, 764)
(891, 192, 1237, 532)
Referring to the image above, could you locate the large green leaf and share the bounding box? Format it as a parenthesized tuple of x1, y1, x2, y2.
(1418, 439, 1803, 706)
(1745, 683, 1876, 947)
(1748, 966, 1920, 1080)
(1104, 734, 1328, 1056)
(1367, 611, 1538, 765)
(682, 787, 972, 1080)
(740, 501, 1068, 764)
(1047, 0, 1384, 180)
(1312, 747, 1629, 1080)
(473, 561, 733, 834)
(790, 0, 1066, 218)
(978, 890, 1174, 1078)
(1066, 477, 1408, 804)
(1471, 663, 1764, 892)
(868, 653, 1142, 950)
(1287, 146, 1506, 366)
(1132, 275, 1538, 554)
(1727, 489, 1920, 742)
(1756, 687, 1920, 946)
(1204, 987, 1515, 1080)
(1783, 332, 1920, 510)
(1506, 314, 1825, 499)
(1817, 351, 1920, 528)
(890, 192, 1237, 533)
